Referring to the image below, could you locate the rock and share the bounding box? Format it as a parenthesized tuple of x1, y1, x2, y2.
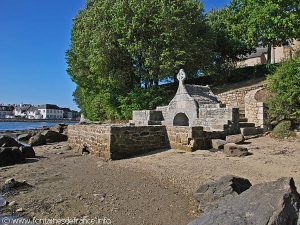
(240, 127, 264, 137)
(17, 133, 32, 142)
(225, 134, 245, 144)
(1, 178, 32, 195)
(296, 132, 300, 139)
(0, 196, 7, 207)
(19, 146, 36, 158)
(8, 201, 17, 206)
(50, 124, 67, 134)
(224, 143, 249, 157)
(211, 139, 227, 150)
(0, 136, 21, 148)
(0, 147, 25, 167)
(193, 175, 252, 212)
(16, 208, 24, 213)
(188, 177, 300, 225)
(41, 130, 68, 143)
(29, 133, 46, 147)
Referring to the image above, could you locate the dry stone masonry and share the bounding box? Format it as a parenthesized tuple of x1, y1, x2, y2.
(68, 69, 268, 160)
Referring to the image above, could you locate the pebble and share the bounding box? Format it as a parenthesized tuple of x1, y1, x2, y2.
(8, 201, 17, 206)
(16, 208, 24, 212)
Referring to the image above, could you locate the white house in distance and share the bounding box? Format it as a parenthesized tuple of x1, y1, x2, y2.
(37, 104, 64, 119)
(14, 104, 32, 117)
(27, 106, 42, 119)
(0, 105, 14, 118)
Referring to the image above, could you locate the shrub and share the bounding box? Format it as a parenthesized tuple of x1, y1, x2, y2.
(271, 121, 295, 139)
(267, 54, 300, 122)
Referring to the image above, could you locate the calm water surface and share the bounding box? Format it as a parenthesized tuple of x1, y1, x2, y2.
(0, 121, 77, 131)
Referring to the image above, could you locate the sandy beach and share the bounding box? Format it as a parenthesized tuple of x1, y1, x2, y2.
(0, 136, 300, 225)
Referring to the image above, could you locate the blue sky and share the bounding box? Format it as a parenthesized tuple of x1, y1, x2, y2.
(0, 0, 229, 111)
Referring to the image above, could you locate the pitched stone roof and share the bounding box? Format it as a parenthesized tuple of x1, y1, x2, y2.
(0, 105, 14, 111)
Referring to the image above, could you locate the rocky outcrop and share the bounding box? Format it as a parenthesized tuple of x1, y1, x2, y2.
(0, 136, 21, 148)
(19, 146, 35, 158)
(29, 133, 46, 146)
(194, 176, 252, 212)
(49, 124, 67, 134)
(224, 143, 249, 157)
(188, 177, 300, 225)
(41, 130, 68, 143)
(0, 147, 25, 167)
(17, 133, 32, 142)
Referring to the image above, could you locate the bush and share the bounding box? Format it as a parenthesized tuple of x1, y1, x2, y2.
(271, 121, 295, 139)
(267, 54, 300, 122)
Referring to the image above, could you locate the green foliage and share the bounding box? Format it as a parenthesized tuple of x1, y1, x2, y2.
(228, 0, 300, 48)
(118, 87, 174, 119)
(271, 121, 295, 139)
(66, 0, 214, 121)
(267, 54, 300, 122)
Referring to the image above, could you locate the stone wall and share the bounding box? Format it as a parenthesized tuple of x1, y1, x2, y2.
(197, 107, 239, 132)
(110, 126, 168, 159)
(244, 88, 268, 128)
(67, 124, 111, 158)
(68, 124, 169, 160)
(217, 84, 265, 107)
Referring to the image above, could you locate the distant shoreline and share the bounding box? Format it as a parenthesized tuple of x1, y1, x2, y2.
(0, 119, 79, 123)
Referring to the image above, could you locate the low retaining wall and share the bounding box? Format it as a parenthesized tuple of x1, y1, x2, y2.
(68, 124, 231, 159)
(217, 84, 265, 107)
(68, 125, 169, 160)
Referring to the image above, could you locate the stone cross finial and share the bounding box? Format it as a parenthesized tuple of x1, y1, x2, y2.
(177, 69, 186, 84)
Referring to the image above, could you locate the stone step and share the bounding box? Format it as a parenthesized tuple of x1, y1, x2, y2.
(240, 127, 264, 136)
(239, 117, 248, 122)
(239, 122, 255, 128)
(239, 113, 246, 118)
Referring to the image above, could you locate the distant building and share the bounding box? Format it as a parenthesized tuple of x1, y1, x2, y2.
(37, 104, 64, 119)
(61, 107, 80, 120)
(0, 105, 14, 119)
(27, 106, 42, 119)
(237, 39, 300, 67)
(14, 104, 32, 118)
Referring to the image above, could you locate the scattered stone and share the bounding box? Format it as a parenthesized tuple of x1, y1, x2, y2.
(224, 143, 249, 157)
(49, 124, 68, 134)
(296, 132, 300, 139)
(8, 201, 17, 206)
(188, 177, 300, 225)
(225, 134, 245, 144)
(16, 208, 24, 213)
(0, 147, 25, 167)
(1, 178, 32, 195)
(41, 130, 68, 143)
(0, 136, 22, 148)
(240, 127, 264, 137)
(193, 175, 252, 212)
(19, 146, 36, 158)
(17, 133, 32, 142)
(29, 133, 46, 147)
(211, 139, 227, 150)
(0, 196, 7, 207)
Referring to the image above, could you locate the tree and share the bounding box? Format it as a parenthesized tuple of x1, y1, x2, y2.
(66, 0, 214, 120)
(267, 53, 300, 122)
(227, 0, 300, 63)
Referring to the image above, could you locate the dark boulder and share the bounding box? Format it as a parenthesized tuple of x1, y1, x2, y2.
(50, 124, 67, 134)
(0, 136, 21, 148)
(188, 177, 300, 225)
(0, 147, 25, 167)
(28, 133, 46, 147)
(19, 146, 36, 158)
(41, 130, 68, 143)
(17, 133, 32, 142)
(194, 175, 252, 212)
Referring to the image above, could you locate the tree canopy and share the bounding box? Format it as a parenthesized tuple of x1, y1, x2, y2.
(226, 0, 300, 61)
(66, 0, 214, 120)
